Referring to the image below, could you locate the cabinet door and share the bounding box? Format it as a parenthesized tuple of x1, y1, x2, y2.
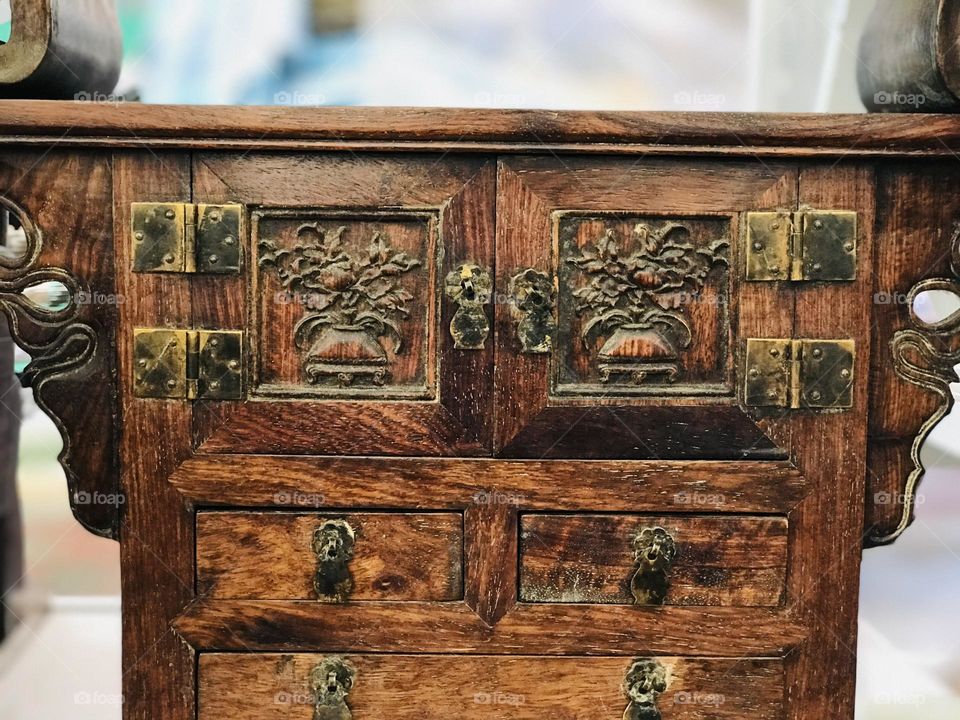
(191, 154, 495, 456)
(495, 157, 799, 458)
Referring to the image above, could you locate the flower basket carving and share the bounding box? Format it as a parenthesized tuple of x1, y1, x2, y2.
(567, 222, 729, 384)
(259, 224, 421, 387)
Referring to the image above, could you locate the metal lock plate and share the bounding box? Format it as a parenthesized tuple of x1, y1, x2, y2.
(131, 203, 190, 273)
(799, 211, 857, 282)
(132, 203, 243, 274)
(197, 330, 244, 399)
(744, 338, 793, 407)
(133, 328, 188, 398)
(745, 210, 857, 282)
(745, 338, 855, 410)
(133, 328, 244, 400)
(746, 212, 792, 282)
(196, 204, 243, 273)
(798, 339, 855, 409)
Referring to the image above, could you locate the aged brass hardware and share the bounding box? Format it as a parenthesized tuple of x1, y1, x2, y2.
(746, 210, 857, 282)
(131, 202, 243, 274)
(444, 263, 492, 350)
(313, 519, 355, 602)
(133, 328, 244, 400)
(311, 656, 355, 720)
(630, 527, 677, 605)
(745, 338, 855, 409)
(623, 658, 667, 720)
(509, 268, 556, 353)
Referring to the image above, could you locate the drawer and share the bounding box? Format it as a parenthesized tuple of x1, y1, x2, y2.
(196, 511, 463, 601)
(519, 514, 788, 606)
(199, 653, 784, 719)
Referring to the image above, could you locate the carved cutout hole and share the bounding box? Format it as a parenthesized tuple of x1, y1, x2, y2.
(21, 280, 71, 314)
(913, 289, 960, 327)
(0, 209, 28, 262)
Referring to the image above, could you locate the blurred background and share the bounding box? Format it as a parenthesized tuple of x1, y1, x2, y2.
(0, 0, 957, 718)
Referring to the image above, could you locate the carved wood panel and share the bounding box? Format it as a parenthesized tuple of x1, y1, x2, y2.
(254, 211, 438, 399)
(554, 213, 732, 396)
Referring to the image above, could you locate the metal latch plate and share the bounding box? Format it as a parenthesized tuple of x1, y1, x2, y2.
(746, 210, 856, 282)
(745, 338, 855, 410)
(799, 211, 857, 282)
(133, 328, 244, 400)
(132, 203, 243, 274)
(746, 212, 792, 282)
(133, 328, 188, 398)
(131, 203, 190, 273)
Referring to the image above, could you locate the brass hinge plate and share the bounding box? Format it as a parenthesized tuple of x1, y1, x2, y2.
(133, 328, 244, 400)
(746, 210, 857, 282)
(131, 202, 243, 274)
(745, 338, 855, 409)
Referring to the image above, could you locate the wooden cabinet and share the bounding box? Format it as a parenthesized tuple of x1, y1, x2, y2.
(2, 104, 958, 719)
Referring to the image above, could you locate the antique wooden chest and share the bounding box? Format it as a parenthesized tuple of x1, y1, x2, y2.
(1, 103, 957, 719)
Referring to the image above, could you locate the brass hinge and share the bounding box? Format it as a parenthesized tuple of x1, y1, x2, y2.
(133, 328, 244, 400)
(746, 210, 857, 282)
(744, 338, 855, 409)
(131, 203, 244, 274)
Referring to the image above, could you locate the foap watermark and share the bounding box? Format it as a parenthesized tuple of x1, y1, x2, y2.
(474, 90, 527, 106)
(874, 491, 925, 507)
(874, 91, 927, 109)
(74, 91, 128, 106)
(73, 491, 126, 507)
(472, 489, 524, 506)
(474, 691, 526, 707)
(74, 692, 124, 706)
(674, 491, 726, 508)
(673, 90, 726, 110)
(875, 690, 927, 708)
(75, 290, 126, 306)
(274, 690, 314, 706)
(673, 691, 726, 708)
(274, 91, 327, 106)
(274, 491, 327, 507)
(873, 291, 911, 306)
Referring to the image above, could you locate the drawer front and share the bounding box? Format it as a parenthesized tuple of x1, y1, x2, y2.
(199, 653, 784, 719)
(520, 514, 788, 606)
(197, 512, 463, 601)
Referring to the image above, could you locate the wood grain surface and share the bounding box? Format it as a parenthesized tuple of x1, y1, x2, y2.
(520, 514, 788, 606)
(198, 653, 785, 720)
(197, 511, 463, 601)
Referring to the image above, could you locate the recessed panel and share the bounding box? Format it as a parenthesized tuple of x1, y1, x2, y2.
(253, 211, 439, 399)
(554, 213, 733, 397)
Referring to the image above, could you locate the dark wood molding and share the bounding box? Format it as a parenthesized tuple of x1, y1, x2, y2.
(7, 103, 960, 153)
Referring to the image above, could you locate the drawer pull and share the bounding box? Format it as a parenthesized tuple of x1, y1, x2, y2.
(313, 520, 356, 602)
(311, 656, 355, 720)
(444, 263, 492, 349)
(630, 527, 677, 605)
(509, 268, 556, 353)
(623, 658, 667, 720)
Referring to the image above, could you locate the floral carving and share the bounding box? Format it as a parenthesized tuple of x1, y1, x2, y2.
(567, 222, 729, 384)
(259, 224, 421, 386)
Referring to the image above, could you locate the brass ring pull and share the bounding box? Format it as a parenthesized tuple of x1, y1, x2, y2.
(313, 519, 355, 602)
(630, 526, 677, 605)
(623, 658, 667, 720)
(508, 268, 556, 353)
(312, 656, 355, 720)
(444, 263, 492, 349)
